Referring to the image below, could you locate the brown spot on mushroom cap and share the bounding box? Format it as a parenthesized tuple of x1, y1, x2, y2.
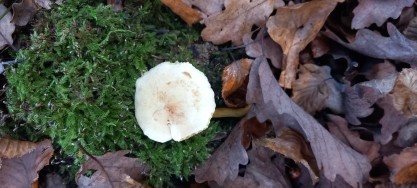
(182, 71, 192, 78)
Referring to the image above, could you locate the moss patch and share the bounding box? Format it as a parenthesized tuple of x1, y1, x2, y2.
(5, 0, 219, 186)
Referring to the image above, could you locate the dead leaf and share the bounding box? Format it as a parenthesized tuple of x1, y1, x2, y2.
(391, 68, 417, 117)
(395, 119, 417, 148)
(384, 144, 417, 184)
(241, 116, 269, 149)
(0, 139, 53, 188)
(194, 121, 248, 185)
(352, 0, 414, 29)
(377, 95, 409, 144)
(359, 73, 397, 94)
(216, 142, 291, 187)
(310, 34, 330, 58)
(76, 150, 149, 188)
(260, 127, 319, 184)
(35, 0, 52, 9)
(222, 58, 253, 107)
(243, 27, 283, 68)
(327, 114, 380, 162)
(201, 0, 275, 45)
(266, 0, 338, 88)
(182, 0, 224, 16)
(324, 23, 417, 66)
(12, 0, 40, 26)
(343, 84, 383, 125)
(292, 64, 344, 114)
(0, 137, 37, 158)
(246, 57, 371, 187)
(160, 0, 205, 26)
(404, 17, 417, 41)
(0, 4, 15, 49)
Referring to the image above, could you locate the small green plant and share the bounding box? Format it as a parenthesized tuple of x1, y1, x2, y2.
(5, 0, 219, 186)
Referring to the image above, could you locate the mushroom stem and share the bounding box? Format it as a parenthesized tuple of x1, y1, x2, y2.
(212, 105, 250, 118)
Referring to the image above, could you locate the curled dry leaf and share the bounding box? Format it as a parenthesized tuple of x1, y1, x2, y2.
(292, 64, 344, 114)
(222, 58, 253, 107)
(384, 144, 417, 184)
(0, 4, 15, 50)
(201, 0, 275, 45)
(76, 150, 150, 188)
(260, 127, 319, 184)
(266, 0, 338, 88)
(327, 115, 380, 162)
(352, 0, 414, 29)
(11, 0, 40, 26)
(391, 68, 417, 117)
(160, 0, 205, 25)
(0, 139, 53, 188)
(377, 95, 408, 144)
(324, 23, 417, 66)
(0, 137, 37, 158)
(194, 120, 248, 185)
(247, 57, 371, 187)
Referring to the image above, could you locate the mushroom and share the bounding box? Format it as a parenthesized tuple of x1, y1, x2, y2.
(135, 61, 216, 143)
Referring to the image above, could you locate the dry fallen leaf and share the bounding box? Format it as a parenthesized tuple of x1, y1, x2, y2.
(327, 114, 380, 162)
(0, 137, 37, 158)
(12, 0, 40, 26)
(0, 139, 53, 188)
(194, 120, 248, 185)
(352, 0, 414, 29)
(35, 0, 53, 9)
(266, 0, 338, 88)
(241, 116, 269, 149)
(247, 57, 371, 187)
(222, 58, 253, 107)
(292, 64, 344, 114)
(201, 0, 276, 45)
(76, 150, 149, 188)
(260, 127, 319, 184)
(160, 0, 205, 25)
(384, 144, 417, 184)
(0, 4, 15, 50)
(391, 68, 417, 117)
(182, 0, 224, 16)
(310, 34, 331, 58)
(377, 95, 409, 144)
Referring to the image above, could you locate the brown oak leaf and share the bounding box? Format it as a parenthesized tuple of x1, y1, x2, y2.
(384, 144, 417, 184)
(76, 150, 149, 188)
(11, 0, 40, 26)
(0, 137, 37, 158)
(391, 68, 417, 117)
(160, 0, 205, 25)
(377, 95, 409, 144)
(266, 0, 339, 88)
(246, 57, 371, 187)
(327, 114, 380, 162)
(201, 0, 276, 45)
(194, 120, 248, 185)
(352, 0, 413, 29)
(0, 5, 15, 50)
(222, 58, 253, 107)
(0, 139, 53, 187)
(292, 64, 344, 114)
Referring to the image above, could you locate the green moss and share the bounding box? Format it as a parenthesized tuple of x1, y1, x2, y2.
(5, 0, 218, 186)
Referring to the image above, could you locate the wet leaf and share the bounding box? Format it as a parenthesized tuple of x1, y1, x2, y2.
(0, 139, 53, 188)
(266, 0, 338, 88)
(160, 0, 205, 25)
(352, 0, 413, 29)
(0, 4, 15, 50)
(0, 137, 37, 158)
(76, 150, 149, 188)
(384, 144, 417, 184)
(222, 58, 253, 107)
(247, 57, 371, 187)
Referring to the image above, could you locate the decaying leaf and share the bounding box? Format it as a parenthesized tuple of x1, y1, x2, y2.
(292, 64, 344, 114)
(201, 0, 275, 45)
(324, 23, 417, 66)
(343, 84, 383, 125)
(247, 58, 371, 187)
(222, 58, 253, 107)
(384, 144, 417, 184)
(391, 68, 417, 117)
(0, 137, 37, 158)
(352, 0, 414, 29)
(310, 34, 331, 58)
(182, 0, 224, 16)
(260, 127, 319, 184)
(266, 0, 338, 88)
(327, 115, 380, 162)
(160, 0, 205, 25)
(0, 139, 53, 188)
(194, 120, 248, 185)
(377, 95, 409, 144)
(0, 4, 15, 50)
(76, 150, 149, 188)
(241, 116, 269, 149)
(243, 28, 283, 68)
(11, 0, 40, 26)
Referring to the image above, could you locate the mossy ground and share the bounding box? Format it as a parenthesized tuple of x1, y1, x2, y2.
(1, 0, 236, 186)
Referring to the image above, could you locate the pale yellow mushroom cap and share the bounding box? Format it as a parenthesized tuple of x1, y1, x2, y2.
(135, 62, 216, 143)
